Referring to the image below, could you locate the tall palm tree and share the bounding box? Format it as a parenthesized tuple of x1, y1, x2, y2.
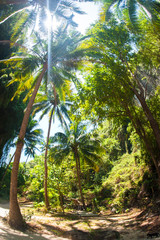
(50, 122, 104, 210)
(105, 0, 160, 28)
(32, 89, 72, 209)
(0, 28, 86, 229)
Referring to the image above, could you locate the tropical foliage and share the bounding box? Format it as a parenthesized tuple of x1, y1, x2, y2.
(0, 0, 160, 232)
(77, 18, 160, 180)
(104, 0, 160, 29)
(32, 88, 72, 209)
(50, 122, 104, 209)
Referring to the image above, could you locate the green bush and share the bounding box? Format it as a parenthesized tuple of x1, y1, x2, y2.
(102, 153, 149, 211)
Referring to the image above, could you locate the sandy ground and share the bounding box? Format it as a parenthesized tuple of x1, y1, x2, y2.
(0, 202, 64, 240)
(0, 201, 160, 239)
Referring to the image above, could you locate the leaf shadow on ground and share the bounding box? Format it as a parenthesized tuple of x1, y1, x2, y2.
(0, 221, 51, 240)
(40, 222, 122, 240)
(38, 212, 148, 240)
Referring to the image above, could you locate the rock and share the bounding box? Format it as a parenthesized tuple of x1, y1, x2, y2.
(103, 230, 120, 240)
(147, 232, 160, 238)
(111, 207, 117, 213)
(92, 229, 120, 240)
(69, 230, 90, 240)
(68, 229, 120, 240)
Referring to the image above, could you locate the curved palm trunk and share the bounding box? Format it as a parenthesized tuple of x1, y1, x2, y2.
(74, 149, 86, 210)
(44, 106, 55, 210)
(9, 63, 47, 230)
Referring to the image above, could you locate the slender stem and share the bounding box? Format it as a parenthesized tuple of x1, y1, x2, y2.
(44, 106, 55, 209)
(74, 147, 86, 210)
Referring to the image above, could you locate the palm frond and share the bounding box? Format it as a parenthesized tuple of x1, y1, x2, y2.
(50, 145, 70, 165)
(0, 56, 25, 64)
(50, 132, 68, 144)
(104, 0, 160, 29)
(138, 0, 160, 27)
(11, 9, 34, 42)
(40, 106, 52, 120)
(0, 5, 29, 24)
(60, 1, 85, 15)
(105, 0, 118, 20)
(80, 151, 101, 169)
(126, 0, 141, 29)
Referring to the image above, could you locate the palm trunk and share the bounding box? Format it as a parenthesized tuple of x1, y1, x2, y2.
(44, 106, 54, 210)
(74, 149, 86, 210)
(9, 63, 47, 230)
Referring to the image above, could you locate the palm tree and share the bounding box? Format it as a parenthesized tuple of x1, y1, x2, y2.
(0, 28, 86, 229)
(0, 118, 43, 187)
(105, 0, 160, 28)
(50, 122, 104, 210)
(0, 0, 84, 42)
(32, 89, 72, 209)
(23, 118, 43, 159)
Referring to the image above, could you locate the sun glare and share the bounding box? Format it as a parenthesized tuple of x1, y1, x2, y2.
(44, 11, 60, 31)
(44, 10, 52, 30)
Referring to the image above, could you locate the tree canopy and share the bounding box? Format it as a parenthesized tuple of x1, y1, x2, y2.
(0, 0, 160, 232)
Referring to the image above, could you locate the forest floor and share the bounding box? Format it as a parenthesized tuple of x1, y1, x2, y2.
(0, 200, 160, 239)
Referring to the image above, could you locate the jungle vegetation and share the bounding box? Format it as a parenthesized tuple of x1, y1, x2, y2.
(0, 0, 160, 230)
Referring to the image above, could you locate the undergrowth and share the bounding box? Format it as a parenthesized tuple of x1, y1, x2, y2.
(101, 153, 149, 212)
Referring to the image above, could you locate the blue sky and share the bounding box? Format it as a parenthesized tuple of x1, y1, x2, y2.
(74, 2, 102, 34)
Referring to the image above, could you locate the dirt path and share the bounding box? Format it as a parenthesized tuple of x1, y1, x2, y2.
(0, 202, 64, 240)
(0, 201, 160, 239)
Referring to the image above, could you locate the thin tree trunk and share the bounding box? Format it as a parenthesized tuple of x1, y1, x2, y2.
(9, 63, 47, 230)
(133, 88, 160, 150)
(44, 106, 55, 210)
(119, 50, 160, 151)
(51, 166, 65, 213)
(44, 85, 57, 209)
(125, 105, 160, 182)
(125, 140, 129, 154)
(21, 154, 30, 175)
(57, 182, 64, 214)
(74, 149, 86, 210)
